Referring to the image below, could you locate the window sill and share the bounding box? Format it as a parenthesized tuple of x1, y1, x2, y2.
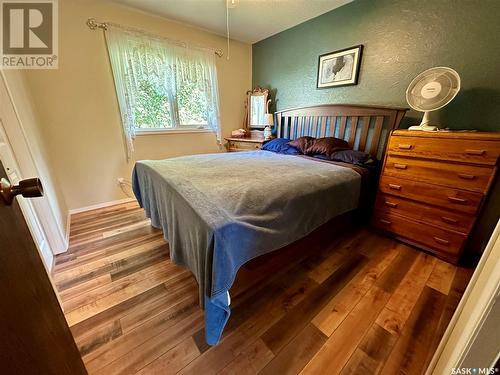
(135, 128, 214, 136)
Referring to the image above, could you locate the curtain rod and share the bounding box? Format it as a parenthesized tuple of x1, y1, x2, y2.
(85, 18, 224, 58)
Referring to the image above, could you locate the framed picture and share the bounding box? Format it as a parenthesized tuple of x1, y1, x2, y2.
(316, 45, 363, 89)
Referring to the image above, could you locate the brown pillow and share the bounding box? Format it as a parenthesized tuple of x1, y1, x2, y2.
(288, 136, 316, 154)
(305, 137, 350, 157)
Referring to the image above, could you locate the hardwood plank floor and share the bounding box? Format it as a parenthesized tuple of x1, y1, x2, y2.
(54, 202, 473, 374)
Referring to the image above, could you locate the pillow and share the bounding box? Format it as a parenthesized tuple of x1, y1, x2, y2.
(262, 138, 300, 155)
(305, 137, 350, 157)
(331, 150, 377, 166)
(288, 136, 316, 154)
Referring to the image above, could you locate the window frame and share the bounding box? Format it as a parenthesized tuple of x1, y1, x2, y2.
(134, 127, 214, 136)
(132, 95, 212, 134)
(132, 93, 212, 134)
(129, 47, 212, 135)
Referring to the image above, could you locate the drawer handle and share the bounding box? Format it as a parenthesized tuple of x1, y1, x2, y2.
(385, 201, 398, 208)
(389, 184, 402, 190)
(380, 219, 392, 225)
(398, 144, 413, 150)
(433, 237, 450, 245)
(465, 149, 485, 156)
(441, 216, 459, 224)
(394, 164, 408, 170)
(448, 196, 468, 204)
(457, 173, 476, 180)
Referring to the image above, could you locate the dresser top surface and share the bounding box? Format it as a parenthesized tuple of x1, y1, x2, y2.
(393, 129, 500, 140)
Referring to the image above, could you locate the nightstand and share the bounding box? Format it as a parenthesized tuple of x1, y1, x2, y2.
(224, 136, 265, 152)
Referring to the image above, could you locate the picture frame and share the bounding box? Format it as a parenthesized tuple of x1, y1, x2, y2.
(316, 45, 363, 89)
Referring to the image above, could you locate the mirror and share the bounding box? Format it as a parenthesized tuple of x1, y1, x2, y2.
(245, 88, 270, 130)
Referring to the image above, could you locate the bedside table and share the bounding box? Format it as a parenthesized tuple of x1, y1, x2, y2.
(224, 136, 265, 152)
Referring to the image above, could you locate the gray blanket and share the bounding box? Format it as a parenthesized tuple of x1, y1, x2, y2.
(132, 150, 361, 344)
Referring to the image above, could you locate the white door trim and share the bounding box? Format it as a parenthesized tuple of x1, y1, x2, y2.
(0, 71, 68, 256)
(0, 123, 53, 270)
(427, 219, 500, 374)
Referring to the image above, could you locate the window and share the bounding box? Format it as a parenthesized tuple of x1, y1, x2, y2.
(132, 50, 174, 130)
(105, 25, 221, 159)
(130, 45, 210, 130)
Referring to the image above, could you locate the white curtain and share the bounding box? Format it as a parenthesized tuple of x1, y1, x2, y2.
(104, 25, 221, 161)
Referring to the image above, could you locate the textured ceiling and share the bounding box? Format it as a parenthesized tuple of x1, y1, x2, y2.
(112, 0, 353, 43)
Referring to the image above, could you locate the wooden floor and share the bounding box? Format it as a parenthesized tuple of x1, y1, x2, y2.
(53, 202, 473, 375)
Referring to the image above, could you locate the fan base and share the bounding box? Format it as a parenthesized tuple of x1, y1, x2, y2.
(408, 124, 439, 131)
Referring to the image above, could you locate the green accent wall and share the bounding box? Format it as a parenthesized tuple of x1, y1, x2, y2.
(252, 0, 500, 255)
(253, 0, 500, 131)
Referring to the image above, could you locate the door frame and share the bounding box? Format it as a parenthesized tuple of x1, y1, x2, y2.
(427, 219, 500, 373)
(0, 71, 68, 266)
(0, 123, 53, 268)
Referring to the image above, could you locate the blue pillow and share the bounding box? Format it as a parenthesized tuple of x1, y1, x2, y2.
(262, 138, 300, 155)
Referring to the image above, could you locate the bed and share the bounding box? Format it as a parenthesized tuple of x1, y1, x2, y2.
(132, 104, 407, 345)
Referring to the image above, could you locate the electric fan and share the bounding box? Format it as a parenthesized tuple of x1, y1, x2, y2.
(406, 67, 461, 131)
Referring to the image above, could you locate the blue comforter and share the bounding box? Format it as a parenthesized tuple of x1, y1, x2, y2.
(132, 150, 362, 344)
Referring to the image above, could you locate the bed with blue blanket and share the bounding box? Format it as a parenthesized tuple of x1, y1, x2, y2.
(132, 104, 407, 345)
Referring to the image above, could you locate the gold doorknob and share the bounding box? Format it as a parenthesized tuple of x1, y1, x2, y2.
(0, 177, 44, 205)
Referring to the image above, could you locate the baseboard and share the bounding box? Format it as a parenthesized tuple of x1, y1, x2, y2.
(68, 197, 136, 215)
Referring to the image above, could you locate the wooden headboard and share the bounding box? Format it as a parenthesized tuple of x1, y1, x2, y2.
(275, 104, 407, 159)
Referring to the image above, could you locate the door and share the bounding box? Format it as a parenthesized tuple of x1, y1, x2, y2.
(0, 160, 87, 374)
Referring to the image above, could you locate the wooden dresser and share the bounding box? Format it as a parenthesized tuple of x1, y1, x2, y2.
(224, 136, 265, 152)
(373, 130, 500, 263)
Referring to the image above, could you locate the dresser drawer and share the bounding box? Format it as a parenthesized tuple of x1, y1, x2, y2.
(379, 175, 483, 214)
(227, 140, 262, 152)
(384, 155, 494, 193)
(373, 212, 467, 257)
(375, 194, 474, 234)
(388, 135, 500, 166)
